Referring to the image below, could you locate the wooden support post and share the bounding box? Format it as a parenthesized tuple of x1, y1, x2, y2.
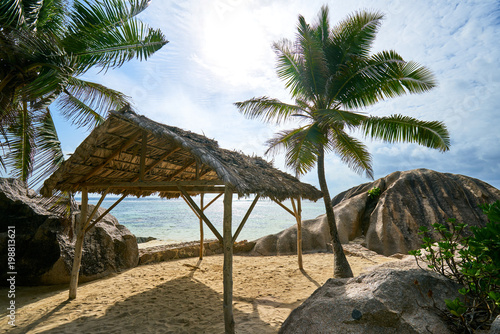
(199, 194, 204, 260)
(291, 197, 303, 270)
(178, 187, 223, 242)
(223, 186, 235, 334)
(69, 188, 88, 299)
(232, 195, 260, 243)
(86, 194, 126, 233)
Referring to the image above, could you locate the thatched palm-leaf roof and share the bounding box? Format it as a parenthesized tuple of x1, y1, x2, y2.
(41, 107, 322, 201)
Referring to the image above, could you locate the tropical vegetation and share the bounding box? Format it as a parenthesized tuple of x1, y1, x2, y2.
(235, 5, 450, 277)
(409, 201, 500, 332)
(0, 0, 167, 185)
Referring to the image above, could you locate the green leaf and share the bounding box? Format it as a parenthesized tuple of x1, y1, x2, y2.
(235, 97, 307, 125)
(361, 114, 450, 152)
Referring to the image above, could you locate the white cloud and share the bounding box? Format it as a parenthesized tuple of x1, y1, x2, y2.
(51, 0, 500, 194)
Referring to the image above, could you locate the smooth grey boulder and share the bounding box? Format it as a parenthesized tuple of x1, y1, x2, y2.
(279, 267, 462, 334)
(250, 215, 330, 255)
(250, 169, 500, 256)
(0, 178, 138, 285)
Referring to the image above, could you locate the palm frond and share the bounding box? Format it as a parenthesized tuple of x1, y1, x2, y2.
(56, 94, 104, 130)
(5, 106, 36, 181)
(0, 0, 44, 28)
(273, 39, 307, 99)
(30, 109, 65, 187)
(313, 4, 330, 46)
(65, 0, 168, 72)
(266, 125, 326, 175)
(396, 60, 437, 93)
(296, 15, 328, 98)
(335, 50, 436, 109)
(330, 10, 384, 60)
(328, 128, 373, 178)
(315, 108, 367, 130)
(57, 77, 130, 129)
(36, 0, 66, 34)
(361, 114, 450, 152)
(5, 29, 73, 100)
(71, 19, 167, 73)
(69, 0, 151, 34)
(234, 97, 307, 125)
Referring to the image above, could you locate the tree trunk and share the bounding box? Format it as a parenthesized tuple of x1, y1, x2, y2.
(317, 148, 353, 278)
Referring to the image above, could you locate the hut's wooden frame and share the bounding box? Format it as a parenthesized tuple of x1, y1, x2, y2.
(41, 107, 322, 334)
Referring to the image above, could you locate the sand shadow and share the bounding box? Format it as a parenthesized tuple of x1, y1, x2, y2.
(16, 274, 278, 334)
(21, 300, 71, 333)
(300, 268, 321, 288)
(0, 284, 68, 315)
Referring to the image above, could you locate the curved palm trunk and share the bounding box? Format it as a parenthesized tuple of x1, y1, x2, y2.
(317, 147, 353, 278)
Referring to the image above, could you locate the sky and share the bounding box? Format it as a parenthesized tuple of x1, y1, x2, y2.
(52, 0, 500, 195)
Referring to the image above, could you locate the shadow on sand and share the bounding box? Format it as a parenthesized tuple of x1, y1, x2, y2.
(12, 272, 283, 333)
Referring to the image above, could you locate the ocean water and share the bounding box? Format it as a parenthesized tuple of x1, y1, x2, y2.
(82, 195, 325, 243)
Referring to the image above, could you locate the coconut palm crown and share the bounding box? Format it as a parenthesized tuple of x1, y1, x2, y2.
(235, 6, 450, 277)
(0, 0, 168, 184)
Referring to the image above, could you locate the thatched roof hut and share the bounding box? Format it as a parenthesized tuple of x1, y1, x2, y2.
(41, 106, 322, 333)
(41, 106, 322, 201)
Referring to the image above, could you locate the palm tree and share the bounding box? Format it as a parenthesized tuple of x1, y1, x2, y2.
(0, 0, 168, 185)
(235, 6, 450, 277)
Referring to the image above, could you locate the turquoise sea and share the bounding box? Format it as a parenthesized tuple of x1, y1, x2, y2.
(82, 195, 325, 243)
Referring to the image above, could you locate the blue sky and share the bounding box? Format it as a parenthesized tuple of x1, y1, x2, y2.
(52, 0, 500, 194)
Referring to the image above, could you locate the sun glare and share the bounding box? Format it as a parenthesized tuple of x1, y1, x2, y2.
(195, 8, 272, 86)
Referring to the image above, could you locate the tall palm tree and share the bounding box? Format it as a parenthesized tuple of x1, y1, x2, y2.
(235, 6, 450, 278)
(0, 0, 168, 185)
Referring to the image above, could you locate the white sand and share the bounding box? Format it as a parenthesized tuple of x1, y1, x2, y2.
(1, 251, 395, 333)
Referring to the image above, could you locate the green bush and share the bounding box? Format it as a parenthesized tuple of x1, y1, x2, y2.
(409, 201, 500, 332)
(367, 187, 381, 199)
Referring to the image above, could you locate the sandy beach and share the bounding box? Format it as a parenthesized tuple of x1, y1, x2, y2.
(1, 247, 396, 333)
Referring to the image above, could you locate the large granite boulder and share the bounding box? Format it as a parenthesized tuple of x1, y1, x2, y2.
(250, 215, 331, 255)
(280, 265, 462, 334)
(0, 178, 138, 285)
(250, 169, 500, 256)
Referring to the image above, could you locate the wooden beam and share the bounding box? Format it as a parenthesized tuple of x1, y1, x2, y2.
(81, 180, 225, 188)
(203, 193, 223, 210)
(168, 159, 196, 180)
(74, 147, 182, 172)
(69, 188, 88, 299)
(178, 186, 223, 242)
(130, 147, 181, 182)
(81, 186, 225, 194)
(155, 187, 226, 194)
(271, 197, 296, 217)
(139, 131, 148, 181)
(232, 195, 260, 243)
(85, 194, 127, 233)
(291, 197, 303, 270)
(83, 188, 109, 230)
(78, 131, 142, 183)
(223, 185, 235, 334)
